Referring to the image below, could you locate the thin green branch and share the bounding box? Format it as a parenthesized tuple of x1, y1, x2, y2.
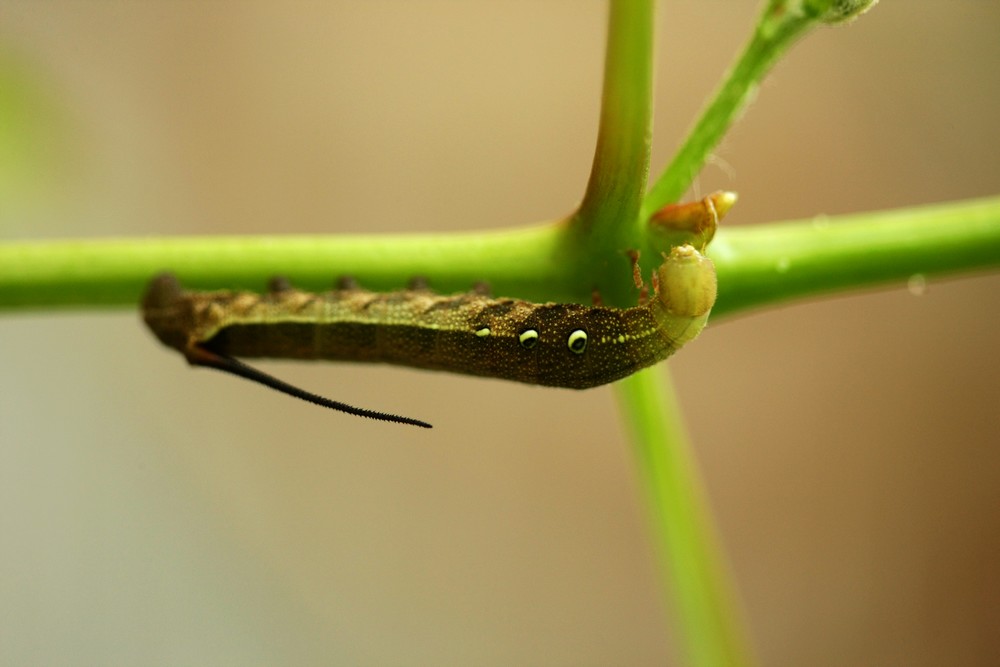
(711, 195, 1000, 319)
(575, 0, 655, 246)
(616, 368, 757, 667)
(642, 1, 822, 219)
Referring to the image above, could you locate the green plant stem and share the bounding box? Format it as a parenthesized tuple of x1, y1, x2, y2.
(642, 1, 819, 218)
(567, 0, 655, 308)
(3, 196, 997, 314)
(576, 0, 654, 245)
(616, 368, 756, 667)
(0, 224, 568, 311)
(711, 195, 1000, 319)
(580, 3, 752, 662)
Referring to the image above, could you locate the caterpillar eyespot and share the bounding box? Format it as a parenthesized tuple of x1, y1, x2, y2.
(141, 244, 717, 428)
(518, 329, 539, 349)
(567, 329, 588, 354)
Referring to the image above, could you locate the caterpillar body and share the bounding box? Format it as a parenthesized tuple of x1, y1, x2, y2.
(142, 244, 717, 428)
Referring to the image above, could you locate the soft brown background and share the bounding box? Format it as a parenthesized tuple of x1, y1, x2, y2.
(2, 2, 998, 665)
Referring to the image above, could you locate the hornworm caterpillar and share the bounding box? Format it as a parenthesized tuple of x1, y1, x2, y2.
(142, 244, 717, 428)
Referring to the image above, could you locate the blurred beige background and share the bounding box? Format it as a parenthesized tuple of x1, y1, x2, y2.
(2, 2, 998, 665)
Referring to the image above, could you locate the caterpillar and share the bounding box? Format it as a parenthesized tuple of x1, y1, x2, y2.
(142, 244, 717, 428)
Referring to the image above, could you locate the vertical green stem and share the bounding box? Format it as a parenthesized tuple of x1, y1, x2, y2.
(576, 0, 655, 246)
(616, 368, 756, 667)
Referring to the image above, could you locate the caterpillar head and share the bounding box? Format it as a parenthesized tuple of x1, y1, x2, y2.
(651, 244, 717, 349)
(655, 244, 717, 317)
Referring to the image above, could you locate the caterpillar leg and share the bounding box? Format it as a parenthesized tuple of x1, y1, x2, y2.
(268, 276, 294, 294)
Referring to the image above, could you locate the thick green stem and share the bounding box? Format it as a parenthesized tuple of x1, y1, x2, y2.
(584, 6, 753, 660)
(576, 0, 655, 245)
(0, 224, 572, 311)
(4, 197, 996, 317)
(711, 195, 1000, 319)
(616, 368, 756, 667)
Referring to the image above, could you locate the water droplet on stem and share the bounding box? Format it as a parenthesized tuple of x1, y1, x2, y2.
(907, 274, 927, 296)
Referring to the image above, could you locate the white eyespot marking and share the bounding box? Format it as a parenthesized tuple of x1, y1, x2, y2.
(567, 329, 588, 354)
(475, 327, 491, 337)
(519, 329, 539, 349)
